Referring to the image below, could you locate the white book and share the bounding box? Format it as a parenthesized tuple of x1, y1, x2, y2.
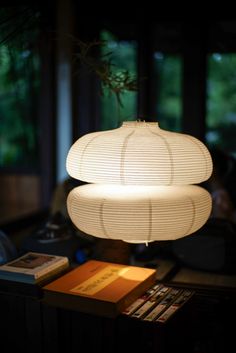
(143, 288, 182, 321)
(0, 252, 69, 284)
(123, 283, 161, 316)
(156, 289, 194, 323)
(132, 285, 170, 319)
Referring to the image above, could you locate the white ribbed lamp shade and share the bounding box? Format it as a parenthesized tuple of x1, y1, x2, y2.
(66, 121, 213, 243)
(66, 121, 213, 185)
(67, 184, 212, 243)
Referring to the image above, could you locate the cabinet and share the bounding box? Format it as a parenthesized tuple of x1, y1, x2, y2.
(0, 279, 234, 353)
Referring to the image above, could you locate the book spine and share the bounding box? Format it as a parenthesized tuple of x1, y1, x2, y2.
(123, 283, 161, 316)
(143, 288, 182, 322)
(156, 289, 194, 323)
(131, 286, 170, 319)
(35, 257, 69, 279)
(36, 262, 70, 284)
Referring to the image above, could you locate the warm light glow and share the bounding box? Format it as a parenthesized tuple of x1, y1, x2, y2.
(67, 184, 212, 243)
(66, 121, 213, 243)
(66, 121, 212, 185)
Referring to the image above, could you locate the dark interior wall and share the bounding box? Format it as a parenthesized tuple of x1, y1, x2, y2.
(0, 0, 57, 224)
(1, 0, 236, 224)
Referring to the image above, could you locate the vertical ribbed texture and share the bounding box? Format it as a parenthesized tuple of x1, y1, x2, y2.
(120, 130, 135, 184)
(67, 184, 212, 243)
(150, 130, 174, 185)
(66, 121, 213, 243)
(183, 135, 209, 181)
(66, 122, 213, 185)
(147, 199, 152, 242)
(184, 196, 196, 236)
(99, 199, 110, 239)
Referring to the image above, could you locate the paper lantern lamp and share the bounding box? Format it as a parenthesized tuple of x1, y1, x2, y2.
(66, 121, 213, 243)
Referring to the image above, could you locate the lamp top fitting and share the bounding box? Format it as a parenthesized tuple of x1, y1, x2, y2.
(122, 121, 159, 128)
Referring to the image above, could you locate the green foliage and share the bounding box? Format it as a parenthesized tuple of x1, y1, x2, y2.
(75, 35, 137, 107)
(76, 32, 182, 132)
(207, 54, 236, 155)
(154, 53, 182, 132)
(99, 30, 138, 130)
(74, 32, 138, 130)
(0, 7, 40, 168)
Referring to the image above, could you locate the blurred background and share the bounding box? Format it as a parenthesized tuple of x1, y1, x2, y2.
(1, 1, 236, 266)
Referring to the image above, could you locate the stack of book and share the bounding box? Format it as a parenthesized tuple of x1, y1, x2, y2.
(123, 282, 194, 323)
(0, 252, 70, 296)
(41, 257, 194, 321)
(0, 253, 195, 321)
(43, 259, 157, 318)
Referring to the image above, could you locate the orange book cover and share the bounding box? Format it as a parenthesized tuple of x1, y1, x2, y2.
(43, 260, 156, 317)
